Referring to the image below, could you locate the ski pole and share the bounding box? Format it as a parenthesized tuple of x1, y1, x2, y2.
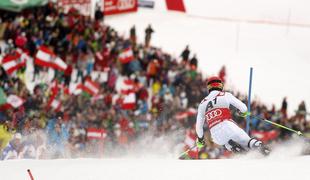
(250, 115, 303, 136)
(178, 145, 196, 159)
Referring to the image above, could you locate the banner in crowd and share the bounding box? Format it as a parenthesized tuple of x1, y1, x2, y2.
(165, 0, 186, 12)
(58, 0, 91, 16)
(138, 0, 154, 8)
(0, 0, 47, 12)
(87, 128, 107, 140)
(104, 0, 138, 16)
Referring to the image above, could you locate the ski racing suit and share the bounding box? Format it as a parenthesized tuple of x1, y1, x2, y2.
(196, 90, 261, 152)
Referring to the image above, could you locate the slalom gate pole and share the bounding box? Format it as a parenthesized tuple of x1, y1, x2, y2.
(178, 145, 196, 159)
(250, 115, 303, 136)
(246, 67, 253, 134)
(27, 169, 35, 180)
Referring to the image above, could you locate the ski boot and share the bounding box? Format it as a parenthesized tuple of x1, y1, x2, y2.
(228, 139, 247, 154)
(248, 138, 271, 156)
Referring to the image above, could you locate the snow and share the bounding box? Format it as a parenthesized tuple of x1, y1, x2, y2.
(106, 8, 310, 115)
(0, 157, 309, 180)
(1, 134, 308, 180)
(183, 0, 310, 25)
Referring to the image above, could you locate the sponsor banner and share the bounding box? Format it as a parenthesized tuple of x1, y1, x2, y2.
(138, 0, 154, 8)
(104, 0, 138, 16)
(165, 0, 185, 12)
(58, 0, 91, 16)
(87, 128, 107, 140)
(0, 0, 47, 12)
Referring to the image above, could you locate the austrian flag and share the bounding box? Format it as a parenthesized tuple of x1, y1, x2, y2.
(1, 51, 26, 75)
(77, 79, 100, 96)
(35, 46, 67, 71)
(118, 47, 134, 64)
(122, 93, 136, 110)
(47, 95, 61, 112)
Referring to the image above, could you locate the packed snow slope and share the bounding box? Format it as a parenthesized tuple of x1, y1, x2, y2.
(106, 8, 310, 115)
(1, 157, 309, 180)
(1, 133, 308, 180)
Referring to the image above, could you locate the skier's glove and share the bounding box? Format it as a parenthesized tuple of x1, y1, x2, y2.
(196, 137, 205, 149)
(240, 111, 251, 118)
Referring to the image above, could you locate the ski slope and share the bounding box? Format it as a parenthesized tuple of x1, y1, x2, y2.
(106, 8, 310, 115)
(1, 157, 309, 180)
(0, 132, 308, 180)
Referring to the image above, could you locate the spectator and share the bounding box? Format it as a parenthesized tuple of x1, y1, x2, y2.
(145, 24, 154, 47)
(281, 97, 288, 118)
(0, 3, 308, 160)
(94, 4, 104, 21)
(130, 25, 136, 44)
(297, 101, 307, 119)
(180, 45, 190, 63)
(146, 59, 159, 85)
(47, 122, 69, 158)
(190, 54, 198, 69)
(1, 133, 22, 160)
(0, 121, 14, 151)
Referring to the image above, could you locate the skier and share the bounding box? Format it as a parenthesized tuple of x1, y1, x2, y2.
(195, 76, 270, 155)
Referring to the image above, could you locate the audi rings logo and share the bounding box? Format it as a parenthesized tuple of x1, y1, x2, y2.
(117, 0, 135, 10)
(206, 109, 222, 121)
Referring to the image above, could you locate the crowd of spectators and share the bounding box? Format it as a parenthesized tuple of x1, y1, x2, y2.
(0, 3, 309, 160)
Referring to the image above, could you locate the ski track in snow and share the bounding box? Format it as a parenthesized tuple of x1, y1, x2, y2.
(0, 137, 309, 180)
(0, 156, 309, 180)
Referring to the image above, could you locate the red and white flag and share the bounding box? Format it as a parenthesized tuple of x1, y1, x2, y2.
(175, 108, 197, 120)
(120, 79, 135, 95)
(77, 78, 100, 96)
(119, 47, 134, 64)
(1, 51, 26, 75)
(122, 93, 136, 110)
(6, 95, 24, 108)
(35, 46, 67, 71)
(117, 78, 136, 110)
(47, 95, 61, 112)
